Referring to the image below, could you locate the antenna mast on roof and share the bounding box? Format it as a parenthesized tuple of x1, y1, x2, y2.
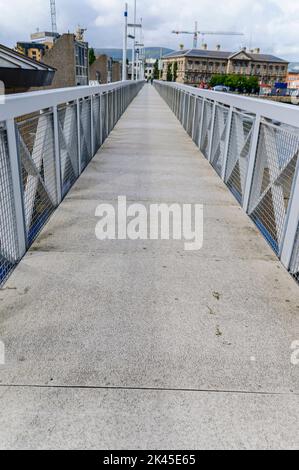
(50, 0, 58, 33)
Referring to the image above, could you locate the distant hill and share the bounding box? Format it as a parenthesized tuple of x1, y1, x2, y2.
(94, 47, 173, 61)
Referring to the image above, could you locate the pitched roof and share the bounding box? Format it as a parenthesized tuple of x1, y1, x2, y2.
(163, 48, 288, 63)
(248, 53, 287, 63)
(0, 43, 55, 71)
(163, 49, 231, 59)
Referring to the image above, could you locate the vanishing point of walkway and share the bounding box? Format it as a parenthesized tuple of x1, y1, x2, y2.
(0, 85, 298, 449)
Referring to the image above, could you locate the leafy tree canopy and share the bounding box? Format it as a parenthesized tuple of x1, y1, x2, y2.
(89, 48, 96, 66)
(209, 74, 260, 93)
(167, 63, 173, 82)
(153, 60, 160, 80)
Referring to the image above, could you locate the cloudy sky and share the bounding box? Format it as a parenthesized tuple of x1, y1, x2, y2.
(0, 0, 299, 60)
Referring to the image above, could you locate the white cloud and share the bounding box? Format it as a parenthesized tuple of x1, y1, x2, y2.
(0, 0, 298, 60)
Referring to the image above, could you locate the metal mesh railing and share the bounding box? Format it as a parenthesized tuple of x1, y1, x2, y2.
(80, 98, 92, 171)
(179, 91, 184, 121)
(101, 93, 108, 143)
(154, 80, 299, 284)
(248, 121, 299, 255)
(93, 95, 102, 152)
(58, 102, 79, 197)
(186, 95, 195, 137)
(183, 94, 190, 132)
(225, 111, 255, 204)
(200, 100, 214, 159)
(108, 92, 113, 134)
(210, 104, 230, 176)
(0, 124, 19, 285)
(17, 110, 57, 246)
(0, 80, 144, 286)
(192, 97, 204, 146)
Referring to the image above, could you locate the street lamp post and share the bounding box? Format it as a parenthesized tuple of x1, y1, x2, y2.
(122, 3, 128, 81)
(132, 0, 136, 80)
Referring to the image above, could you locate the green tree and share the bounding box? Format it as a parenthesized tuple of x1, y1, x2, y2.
(209, 74, 225, 87)
(173, 61, 178, 82)
(89, 48, 96, 66)
(166, 63, 173, 82)
(246, 76, 260, 93)
(153, 60, 160, 80)
(209, 74, 260, 94)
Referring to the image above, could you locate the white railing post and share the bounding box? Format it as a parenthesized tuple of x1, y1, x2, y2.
(52, 106, 62, 205)
(76, 99, 82, 174)
(221, 106, 233, 181)
(6, 119, 27, 258)
(208, 101, 217, 162)
(281, 161, 299, 269)
(242, 114, 261, 212)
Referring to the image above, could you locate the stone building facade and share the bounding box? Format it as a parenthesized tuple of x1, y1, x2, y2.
(89, 55, 121, 84)
(162, 47, 288, 86)
(41, 34, 89, 88)
(112, 61, 121, 83)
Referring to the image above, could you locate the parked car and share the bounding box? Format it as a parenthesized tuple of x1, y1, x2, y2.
(212, 85, 230, 92)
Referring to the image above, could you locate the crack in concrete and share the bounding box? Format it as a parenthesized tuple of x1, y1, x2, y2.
(0, 383, 297, 397)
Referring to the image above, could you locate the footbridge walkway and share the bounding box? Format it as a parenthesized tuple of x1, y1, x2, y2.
(0, 82, 298, 449)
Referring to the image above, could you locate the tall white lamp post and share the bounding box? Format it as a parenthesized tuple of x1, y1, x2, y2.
(122, 3, 128, 81)
(132, 0, 137, 80)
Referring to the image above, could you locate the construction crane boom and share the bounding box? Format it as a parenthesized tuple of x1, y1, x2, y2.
(172, 21, 244, 49)
(50, 0, 57, 33)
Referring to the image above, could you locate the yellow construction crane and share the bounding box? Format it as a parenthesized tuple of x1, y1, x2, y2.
(172, 21, 244, 49)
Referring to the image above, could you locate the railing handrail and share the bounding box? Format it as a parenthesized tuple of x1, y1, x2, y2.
(0, 79, 144, 286)
(0, 80, 145, 121)
(154, 80, 299, 129)
(154, 80, 299, 283)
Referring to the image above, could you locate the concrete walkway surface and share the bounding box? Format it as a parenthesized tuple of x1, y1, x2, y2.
(0, 84, 298, 450)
